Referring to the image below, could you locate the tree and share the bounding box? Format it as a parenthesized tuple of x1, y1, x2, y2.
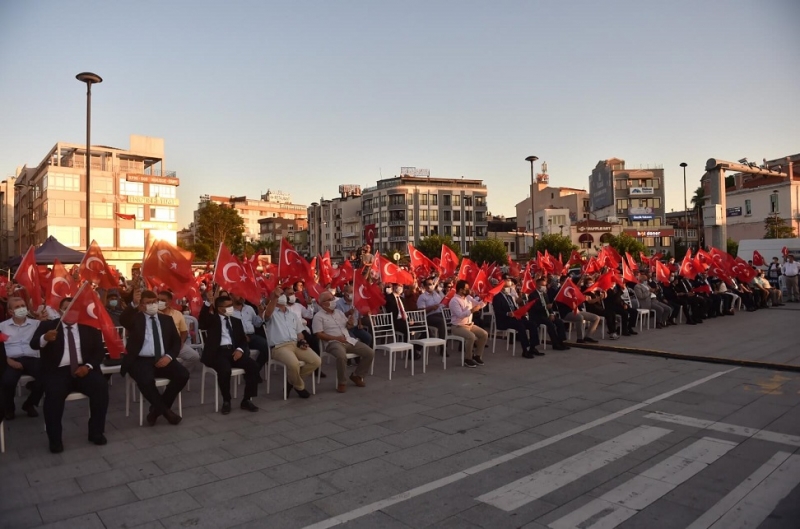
(532, 234, 577, 259)
(606, 233, 646, 257)
(727, 237, 739, 257)
(416, 235, 461, 261)
(690, 186, 705, 212)
(192, 202, 246, 261)
(469, 238, 509, 266)
(764, 215, 796, 239)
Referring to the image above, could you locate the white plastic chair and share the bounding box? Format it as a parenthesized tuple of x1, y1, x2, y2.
(636, 309, 651, 331)
(125, 377, 183, 426)
(369, 313, 413, 379)
(405, 310, 447, 373)
(16, 375, 35, 397)
(266, 341, 317, 399)
(440, 308, 465, 367)
(197, 331, 246, 412)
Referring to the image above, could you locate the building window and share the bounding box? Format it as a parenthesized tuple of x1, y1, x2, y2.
(443, 195, 451, 206)
(119, 228, 144, 248)
(453, 226, 461, 237)
(91, 203, 113, 219)
(476, 226, 485, 237)
(443, 211, 451, 221)
(465, 225, 473, 237)
(463, 196, 472, 207)
(430, 210, 438, 221)
(617, 199, 628, 212)
(465, 210, 473, 222)
(150, 184, 177, 198)
(119, 204, 144, 219)
(770, 193, 779, 213)
(51, 199, 82, 218)
(150, 207, 176, 222)
(49, 226, 81, 247)
(90, 227, 114, 247)
(46, 173, 81, 192)
(476, 211, 485, 222)
(119, 179, 144, 196)
(92, 176, 114, 194)
(745, 199, 752, 216)
(430, 194, 438, 206)
(452, 195, 461, 206)
(453, 211, 461, 222)
(389, 194, 405, 206)
(419, 210, 428, 221)
(444, 225, 452, 236)
(475, 196, 486, 207)
(418, 194, 426, 206)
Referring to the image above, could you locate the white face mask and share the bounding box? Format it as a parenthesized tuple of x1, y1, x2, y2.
(157, 301, 167, 311)
(538, 286, 547, 293)
(108, 299, 118, 307)
(344, 293, 352, 301)
(329, 288, 337, 296)
(394, 286, 403, 295)
(277, 295, 287, 305)
(503, 287, 512, 295)
(327, 300, 338, 311)
(224, 306, 234, 316)
(13, 307, 28, 319)
(145, 303, 159, 316)
(385, 287, 392, 295)
(288, 295, 296, 304)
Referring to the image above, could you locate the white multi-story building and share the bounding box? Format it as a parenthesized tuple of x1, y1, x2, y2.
(308, 185, 362, 261)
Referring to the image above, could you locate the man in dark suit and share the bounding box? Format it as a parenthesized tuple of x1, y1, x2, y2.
(528, 277, 569, 351)
(199, 295, 259, 415)
(491, 277, 541, 358)
(121, 290, 188, 426)
(30, 297, 109, 454)
(384, 283, 410, 340)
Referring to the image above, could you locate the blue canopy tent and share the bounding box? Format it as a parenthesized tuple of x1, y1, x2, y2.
(8, 236, 85, 267)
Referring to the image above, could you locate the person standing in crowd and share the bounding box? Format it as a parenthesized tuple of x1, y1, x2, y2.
(121, 290, 188, 426)
(449, 279, 489, 367)
(199, 294, 260, 415)
(1, 297, 43, 420)
(263, 288, 321, 398)
(312, 291, 375, 393)
(782, 254, 799, 302)
(766, 256, 782, 289)
(31, 297, 109, 453)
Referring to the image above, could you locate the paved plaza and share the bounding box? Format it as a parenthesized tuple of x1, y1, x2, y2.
(1, 310, 799, 529)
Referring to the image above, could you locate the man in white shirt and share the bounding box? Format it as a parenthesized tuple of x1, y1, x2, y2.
(417, 277, 447, 342)
(1, 297, 43, 420)
(781, 255, 799, 302)
(448, 280, 488, 368)
(263, 288, 321, 398)
(312, 291, 375, 393)
(232, 296, 269, 367)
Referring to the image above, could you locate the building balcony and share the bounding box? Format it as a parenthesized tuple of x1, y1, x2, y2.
(343, 216, 360, 223)
(388, 236, 408, 242)
(388, 220, 406, 226)
(341, 232, 358, 238)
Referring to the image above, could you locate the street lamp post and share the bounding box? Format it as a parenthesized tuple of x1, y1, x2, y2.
(76, 72, 102, 249)
(680, 162, 689, 250)
(525, 155, 538, 251)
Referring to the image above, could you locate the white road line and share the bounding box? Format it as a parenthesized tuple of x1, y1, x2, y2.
(644, 412, 800, 447)
(548, 437, 738, 529)
(477, 426, 672, 511)
(686, 451, 799, 529)
(302, 368, 739, 529)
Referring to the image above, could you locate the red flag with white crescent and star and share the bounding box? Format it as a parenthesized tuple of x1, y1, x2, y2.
(213, 243, 260, 305)
(277, 238, 313, 285)
(353, 270, 385, 315)
(142, 239, 195, 299)
(13, 245, 42, 310)
(556, 277, 586, 310)
(62, 282, 125, 359)
(375, 253, 414, 285)
(512, 298, 537, 319)
(439, 245, 459, 279)
(457, 257, 479, 286)
(752, 250, 765, 267)
(330, 259, 354, 290)
(47, 259, 78, 310)
(79, 240, 118, 289)
(407, 243, 437, 279)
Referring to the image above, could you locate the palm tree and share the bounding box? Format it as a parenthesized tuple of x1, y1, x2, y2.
(690, 186, 705, 249)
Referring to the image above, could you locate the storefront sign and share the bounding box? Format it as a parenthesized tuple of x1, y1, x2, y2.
(624, 228, 675, 238)
(629, 206, 654, 215)
(136, 221, 178, 230)
(630, 214, 655, 221)
(629, 187, 654, 195)
(126, 174, 180, 186)
(576, 225, 611, 233)
(726, 207, 742, 217)
(126, 196, 179, 206)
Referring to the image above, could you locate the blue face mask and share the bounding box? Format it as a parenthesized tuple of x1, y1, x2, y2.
(108, 300, 118, 307)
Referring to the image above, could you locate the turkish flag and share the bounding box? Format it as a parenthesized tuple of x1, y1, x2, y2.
(364, 224, 376, 247)
(639, 252, 651, 268)
(584, 271, 616, 293)
(278, 238, 313, 285)
(63, 282, 125, 359)
(695, 248, 713, 272)
(680, 249, 698, 280)
(376, 253, 414, 285)
(622, 256, 639, 283)
(304, 280, 327, 303)
(407, 243, 436, 279)
(439, 245, 459, 279)
(752, 250, 765, 267)
(79, 240, 117, 289)
(654, 260, 671, 284)
(330, 260, 354, 290)
(536, 251, 552, 274)
(508, 258, 521, 279)
(556, 278, 586, 310)
(732, 257, 757, 283)
(319, 251, 333, 286)
(782, 246, 789, 258)
(471, 270, 504, 302)
(184, 282, 204, 318)
(625, 252, 639, 273)
(142, 239, 195, 299)
(693, 284, 712, 295)
(512, 298, 537, 319)
(584, 256, 602, 275)
(710, 247, 734, 272)
(115, 212, 136, 221)
(567, 250, 585, 268)
(353, 270, 385, 315)
(14, 245, 42, 310)
(214, 243, 260, 305)
(458, 257, 479, 286)
(521, 262, 536, 295)
(46, 259, 78, 310)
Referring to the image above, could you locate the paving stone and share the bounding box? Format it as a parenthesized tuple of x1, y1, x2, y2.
(381, 442, 456, 470)
(0, 505, 41, 529)
(205, 450, 287, 479)
(235, 503, 331, 528)
(38, 484, 138, 523)
(97, 491, 201, 529)
(37, 513, 106, 529)
(328, 424, 396, 446)
(319, 458, 405, 490)
(161, 498, 267, 529)
(152, 447, 235, 474)
(0, 477, 82, 511)
(282, 421, 348, 442)
(326, 439, 399, 464)
(128, 466, 219, 500)
(339, 510, 415, 528)
(271, 436, 347, 462)
(187, 470, 278, 506)
(243, 476, 341, 515)
(260, 462, 315, 485)
(381, 426, 446, 448)
(76, 461, 164, 492)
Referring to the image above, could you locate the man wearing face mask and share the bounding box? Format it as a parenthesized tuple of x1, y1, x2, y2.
(199, 295, 260, 414)
(31, 297, 109, 453)
(264, 288, 321, 398)
(1, 297, 44, 420)
(336, 284, 373, 345)
(492, 276, 542, 358)
(417, 277, 447, 345)
(312, 291, 375, 393)
(120, 290, 189, 426)
(528, 278, 569, 350)
(231, 296, 268, 369)
(105, 292, 124, 326)
(385, 283, 413, 342)
(157, 291, 201, 373)
(283, 287, 325, 378)
(449, 280, 489, 368)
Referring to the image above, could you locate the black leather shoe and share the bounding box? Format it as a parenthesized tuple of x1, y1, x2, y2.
(522, 352, 535, 359)
(221, 401, 232, 415)
(22, 402, 38, 418)
(163, 409, 182, 425)
(295, 388, 311, 399)
(533, 350, 546, 356)
(49, 441, 64, 454)
(88, 434, 107, 446)
(240, 399, 258, 412)
(146, 409, 160, 426)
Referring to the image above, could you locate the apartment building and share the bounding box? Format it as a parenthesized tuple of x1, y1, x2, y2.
(308, 185, 362, 261)
(589, 158, 672, 255)
(12, 135, 179, 272)
(360, 171, 489, 256)
(666, 210, 701, 253)
(198, 189, 307, 242)
(0, 177, 16, 263)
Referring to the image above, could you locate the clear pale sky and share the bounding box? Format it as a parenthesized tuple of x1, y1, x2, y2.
(1, 1, 798, 229)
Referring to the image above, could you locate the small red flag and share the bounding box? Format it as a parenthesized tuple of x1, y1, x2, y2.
(751, 250, 764, 267)
(512, 298, 537, 319)
(353, 270, 386, 315)
(14, 246, 42, 310)
(408, 243, 437, 279)
(47, 259, 78, 310)
(680, 249, 698, 281)
(556, 278, 587, 309)
(376, 253, 414, 285)
(62, 282, 125, 359)
(457, 257, 479, 286)
(520, 262, 536, 295)
(278, 238, 313, 285)
(439, 245, 460, 279)
(80, 240, 118, 289)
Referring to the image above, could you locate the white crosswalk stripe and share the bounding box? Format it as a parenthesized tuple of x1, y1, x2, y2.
(686, 452, 800, 529)
(476, 425, 672, 512)
(644, 411, 800, 447)
(548, 437, 738, 529)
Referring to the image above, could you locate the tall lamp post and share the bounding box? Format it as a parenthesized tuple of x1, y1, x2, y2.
(76, 72, 102, 249)
(680, 162, 688, 250)
(525, 155, 538, 251)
